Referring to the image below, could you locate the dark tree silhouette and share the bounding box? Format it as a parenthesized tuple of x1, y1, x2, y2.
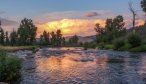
(141, 0, 146, 14)
(0, 22, 4, 45)
(17, 18, 37, 45)
(10, 30, 18, 46)
(129, 2, 136, 32)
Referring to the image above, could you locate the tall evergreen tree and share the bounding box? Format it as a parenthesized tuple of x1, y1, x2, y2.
(43, 30, 50, 45)
(56, 30, 62, 47)
(5, 31, 9, 45)
(68, 35, 79, 46)
(50, 31, 56, 46)
(0, 23, 4, 45)
(10, 30, 18, 46)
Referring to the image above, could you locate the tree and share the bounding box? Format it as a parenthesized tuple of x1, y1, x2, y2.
(17, 18, 37, 45)
(0, 25, 4, 45)
(50, 31, 56, 46)
(10, 30, 18, 46)
(95, 15, 126, 43)
(141, 0, 146, 14)
(5, 31, 9, 45)
(94, 23, 104, 43)
(62, 37, 66, 46)
(129, 2, 136, 32)
(68, 35, 79, 46)
(40, 35, 44, 45)
(56, 30, 62, 47)
(42, 30, 50, 45)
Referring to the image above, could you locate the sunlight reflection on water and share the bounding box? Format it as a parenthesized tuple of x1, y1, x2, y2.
(22, 48, 146, 84)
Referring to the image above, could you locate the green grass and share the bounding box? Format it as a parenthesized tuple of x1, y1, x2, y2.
(0, 45, 39, 52)
(0, 51, 22, 84)
(96, 43, 114, 50)
(128, 45, 146, 52)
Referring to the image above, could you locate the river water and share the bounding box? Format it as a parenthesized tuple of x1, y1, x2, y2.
(21, 47, 146, 84)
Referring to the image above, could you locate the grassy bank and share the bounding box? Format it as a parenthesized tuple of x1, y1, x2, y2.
(0, 46, 39, 52)
(0, 51, 22, 84)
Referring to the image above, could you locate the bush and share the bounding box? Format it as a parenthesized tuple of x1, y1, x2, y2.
(129, 45, 146, 52)
(0, 51, 22, 84)
(119, 43, 131, 51)
(127, 32, 141, 48)
(83, 42, 96, 50)
(97, 42, 105, 49)
(113, 38, 125, 50)
(103, 44, 114, 49)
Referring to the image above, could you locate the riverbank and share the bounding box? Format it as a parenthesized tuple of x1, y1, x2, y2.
(0, 46, 39, 52)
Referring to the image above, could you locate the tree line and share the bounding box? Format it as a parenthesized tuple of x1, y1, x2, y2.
(83, 0, 146, 52)
(0, 18, 80, 47)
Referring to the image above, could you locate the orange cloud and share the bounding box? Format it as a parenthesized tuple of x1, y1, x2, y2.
(37, 19, 145, 37)
(125, 19, 145, 28)
(37, 19, 105, 37)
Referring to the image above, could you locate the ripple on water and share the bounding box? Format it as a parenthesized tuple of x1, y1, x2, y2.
(21, 48, 146, 84)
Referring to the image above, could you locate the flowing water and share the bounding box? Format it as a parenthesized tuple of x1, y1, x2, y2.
(21, 47, 146, 84)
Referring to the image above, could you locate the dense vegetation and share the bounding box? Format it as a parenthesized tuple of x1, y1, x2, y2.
(83, 0, 146, 52)
(0, 51, 22, 84)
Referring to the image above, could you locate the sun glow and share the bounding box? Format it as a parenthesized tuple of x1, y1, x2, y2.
(37, 19, 145, 37)
(37, 19, 105, 37)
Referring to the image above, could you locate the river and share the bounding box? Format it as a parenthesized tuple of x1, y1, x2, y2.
(21, 47, 146, 84)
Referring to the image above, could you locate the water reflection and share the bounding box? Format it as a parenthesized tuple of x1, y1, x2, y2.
(22, 48, 146, 84)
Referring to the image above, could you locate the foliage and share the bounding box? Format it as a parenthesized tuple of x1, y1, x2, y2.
(0, 51, 22, 83)
(17, 18, 37, 45)
(95, 15, 126, 43)
(83, 42, 96, 50)
(68, 35, 79, 46)
(96, 42, 114, 50)
(0, 26, 4, 45)
(127, 32, 142, 48)
(118, 43, 131, 51)
(113, 38, 125, 50)
(103, 44, 114, 49)
(141, 0, 146, 13)
(129, 45, 146, 52)
(56, 30, 63, 47)
(10, 30, 18, 46)
(40, 30, 50, 45)
(5, 31, 10, 46)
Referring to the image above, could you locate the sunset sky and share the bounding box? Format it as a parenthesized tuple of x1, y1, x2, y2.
(0, 0, 145, 37)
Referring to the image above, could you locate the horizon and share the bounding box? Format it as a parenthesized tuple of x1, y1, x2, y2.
(0, 0, 145, 37)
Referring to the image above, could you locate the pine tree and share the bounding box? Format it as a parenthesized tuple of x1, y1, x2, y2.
(10, 30, 18, 46)
(5, 31, 9, 45)
(0, 23, 4, 45)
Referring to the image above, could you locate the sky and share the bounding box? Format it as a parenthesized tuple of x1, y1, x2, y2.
(0, 0, 145, 37)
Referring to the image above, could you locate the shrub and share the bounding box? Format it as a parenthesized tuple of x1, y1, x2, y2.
(97, 42, 105, 49)
(104, 44, 114, 49)
(127, 32, 141, 48)
(83, 42, 96, 50)
(119, 43, 131, 51)
(0, 51, 22, 84)
(129, 45, 146, 52)
(113, 38, 125, 50)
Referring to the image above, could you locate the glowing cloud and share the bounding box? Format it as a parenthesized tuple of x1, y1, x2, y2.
(37, 19, 105, 37)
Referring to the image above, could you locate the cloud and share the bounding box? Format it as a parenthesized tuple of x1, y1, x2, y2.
(34, 10, 112, 24)
(85, 12, 99, 17)
(0, 17, 18, 26)
(0, 17, 18, 32)
(37, 19, 105, 37)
